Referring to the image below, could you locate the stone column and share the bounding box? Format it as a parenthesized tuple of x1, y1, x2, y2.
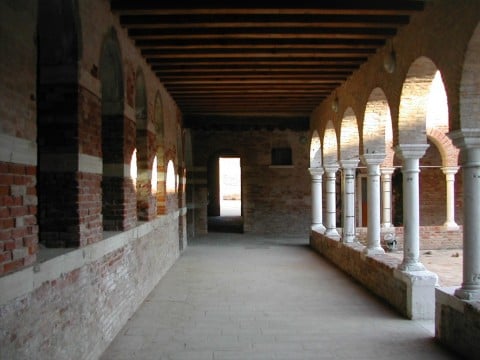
(395, 144, 429, 271)
(309, 168, 326, 233)
(361, 154, 385, 255)
(324, 164, 340, 239)
(340, 159, 359, 243)
(441, 166, 460, 230)
(380, 167, 395, 229)
(449, 130, 480, 300)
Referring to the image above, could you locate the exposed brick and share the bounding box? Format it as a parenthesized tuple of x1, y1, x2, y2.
(0, 218, 15, 229)
(0, 251, 12, 263)
(0, 207, 9, 218)
(3, 258, 24, 273)
(8, 164, 25, 175)
(0, 229, 12, 241)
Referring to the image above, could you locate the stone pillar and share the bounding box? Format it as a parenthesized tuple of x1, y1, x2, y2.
(340, 159, 359, 243)
(361, 154, 385, 255)
(449, 130, 480, 300)
(441, 166, 460, 230)
(395, 144, 429, 271)
(324, 164, 340, 239)
(381, 167, 395, 229)
(309, 168, 326, 233)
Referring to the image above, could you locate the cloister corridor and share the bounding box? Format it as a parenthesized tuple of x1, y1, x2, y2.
(101, 233, 459, 360)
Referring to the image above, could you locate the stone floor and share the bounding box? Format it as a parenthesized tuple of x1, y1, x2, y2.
(101, 233, 461, 360)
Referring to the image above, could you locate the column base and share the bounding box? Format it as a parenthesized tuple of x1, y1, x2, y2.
(443, 221, 459, 231)
(324, 228, 340, 239)
(311, 224, 326, 234)
(454, 286, 480, 300)
(363, 246, 385, 256)
(342, 236, 356, 244)
(398, 260, 426, 272)
(381, 223, 394, 229)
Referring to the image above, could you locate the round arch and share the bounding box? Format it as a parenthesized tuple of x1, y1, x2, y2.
(339, 107, 359, 161)
(363, 88, 391, 158)
(398, 56, 438, 146)
(323, 120, 338, 165)
(310, 130, 322, 168)
(460, 22, 480, 129)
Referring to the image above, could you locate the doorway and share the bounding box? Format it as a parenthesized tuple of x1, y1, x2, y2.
(219, 157, 241, 216)
(208, 154, 243, 233)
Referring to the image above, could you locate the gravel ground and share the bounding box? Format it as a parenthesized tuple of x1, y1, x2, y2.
(387, 249, 463, 287)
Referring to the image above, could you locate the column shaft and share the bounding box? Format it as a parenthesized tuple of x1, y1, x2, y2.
(364, 163, 384, 254)
(324, 166, 339, 238)
(399, 157, 424, 270)
(309, 168, 325, 233)
(441, 167, 459, 230)
(340, 160, 358, 243)
(455, 148, 480, 299)
(381, 168, 395, 229)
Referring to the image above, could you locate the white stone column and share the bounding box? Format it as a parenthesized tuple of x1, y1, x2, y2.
(381, 167, 395, 229)
(309, 167, 326, 233)
(395, 144, 429, 271)
(340, 159, 359, 243)
(361, 154, 385, 255)
(449, 130, 480, 300)
(441, 166, 460, 230)
(324, 164, 340, 239)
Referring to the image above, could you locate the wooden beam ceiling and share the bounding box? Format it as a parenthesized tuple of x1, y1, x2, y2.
(111, 0, 425, 130)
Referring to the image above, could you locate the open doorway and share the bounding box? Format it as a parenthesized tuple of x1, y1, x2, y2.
(220, 157, 241, 216)
(208, 154, 243, 233)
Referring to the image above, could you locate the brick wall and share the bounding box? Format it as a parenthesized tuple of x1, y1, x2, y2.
(0, 1, 38, 274)
(0, 162, 37, 275)
(0, 215, 180, 360)
(310, 231, 408, 317)
(356, 226, 462, 251)
(191, 129, 311, 236)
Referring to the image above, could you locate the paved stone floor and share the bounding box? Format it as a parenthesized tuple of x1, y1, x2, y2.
(101, 233, 460, 360)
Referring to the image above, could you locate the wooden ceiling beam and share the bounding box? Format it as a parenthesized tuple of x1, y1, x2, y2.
(132, 38, 385, 48)
(119, 14, 409, 28)
(141, 49, 375, 58)
(110, 0, 424, 16)
(128, 27, 397, 40)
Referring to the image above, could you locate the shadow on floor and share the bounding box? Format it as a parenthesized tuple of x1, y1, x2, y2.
(208, 216, 244, 233)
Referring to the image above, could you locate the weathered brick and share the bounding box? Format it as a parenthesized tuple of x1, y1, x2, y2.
(3, 258, 24, 273)
(0, 251, 12, 263)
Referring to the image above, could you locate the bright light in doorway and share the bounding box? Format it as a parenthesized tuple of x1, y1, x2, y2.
(151, 156, 158, 194)
(166, 160, 176, 193)
(219, 157, 241, 216)
(130, 149, 137, 185)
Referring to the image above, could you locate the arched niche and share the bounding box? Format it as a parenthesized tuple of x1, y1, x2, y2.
(99, 28, 127, 230)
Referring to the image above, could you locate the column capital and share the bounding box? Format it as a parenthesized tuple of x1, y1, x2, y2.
(308, 167, 324, 177)
(394, 144, 429, 160)
(441, 166, 459, 176)
(380, 167, 395, 175)
(339, 158, 359, 169)
(448, 128, 480, 150)
(323, 163, 339, 173)
(360, 153, 385, 166)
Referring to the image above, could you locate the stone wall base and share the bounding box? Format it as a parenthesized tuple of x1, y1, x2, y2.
(310, 230, 437, 320)
(435, 288, 480, 359)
